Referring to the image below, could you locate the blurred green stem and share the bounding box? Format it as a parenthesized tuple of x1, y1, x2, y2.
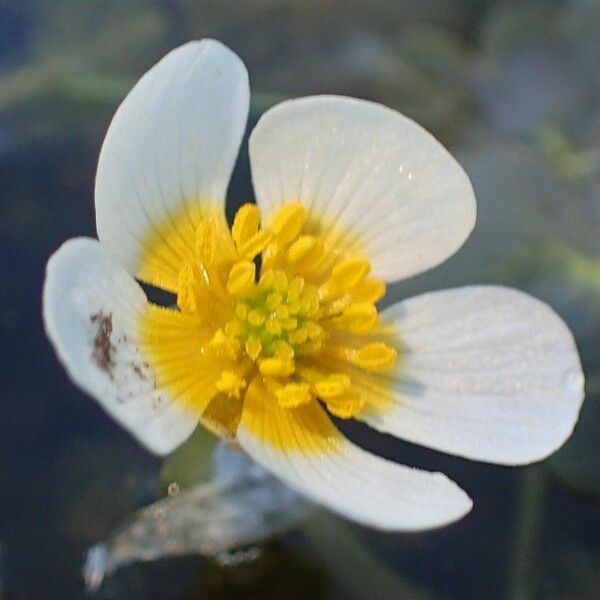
(507, 466, 546, 600)
(302, 512, 435, 600)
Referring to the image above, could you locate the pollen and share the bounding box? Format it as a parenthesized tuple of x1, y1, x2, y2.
(216, 370, 247, 398)
(139, 201, 398, 444)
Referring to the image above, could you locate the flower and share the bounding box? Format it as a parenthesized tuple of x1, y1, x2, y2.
(43, 40, 585, 531)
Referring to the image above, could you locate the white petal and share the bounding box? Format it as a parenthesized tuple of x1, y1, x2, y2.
(236, 383, 471, 531)
(249, 95, 476, 282)
(361, 286, 585, 465)
(43, 238, 198, 454)
(95, 40, 249, 279)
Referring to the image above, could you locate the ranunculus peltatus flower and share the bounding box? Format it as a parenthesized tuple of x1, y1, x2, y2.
(44, 40, 584, 531)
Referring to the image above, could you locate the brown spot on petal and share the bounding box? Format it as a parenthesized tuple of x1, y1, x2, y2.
(91, 311, 115, 374)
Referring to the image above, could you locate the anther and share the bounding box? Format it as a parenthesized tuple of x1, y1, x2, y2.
(275, 383, 312, 408)
(226, 261, 256, 297)
(271, 202, 307, 244)
(231, 203, 260, 249)
(259, 357, 295, 377)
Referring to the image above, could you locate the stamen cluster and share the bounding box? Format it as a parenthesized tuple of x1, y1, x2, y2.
(173, 201, 397, 418)
(225, 270, 324, 365)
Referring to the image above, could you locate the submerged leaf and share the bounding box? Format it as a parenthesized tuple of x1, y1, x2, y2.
(83, 444, 315, 590)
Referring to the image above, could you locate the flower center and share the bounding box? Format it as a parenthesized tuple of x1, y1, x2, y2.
(224, 270, 324, 368)
(140, 201, 398, 423)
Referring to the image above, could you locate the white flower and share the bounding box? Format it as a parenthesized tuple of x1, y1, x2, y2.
(43, 40, 585, 531)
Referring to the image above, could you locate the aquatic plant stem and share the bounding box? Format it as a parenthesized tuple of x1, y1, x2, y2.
(301, 512, 436, 599)
(507, 465, 546, 599)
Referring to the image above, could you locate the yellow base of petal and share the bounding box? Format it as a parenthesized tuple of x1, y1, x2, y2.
(243, 377, 342, 453)
(137, 200, 235, 292)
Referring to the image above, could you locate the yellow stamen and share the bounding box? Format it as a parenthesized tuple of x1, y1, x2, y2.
(239, 229, 272, 259)
(138, 201, 399, 445)
(314, 374, 351, 398)
(216, 370, 247, 398)
(352, 343, 397, 372)
(226, 260, 256, 297)
(329, 303, 378, 333)
(306, 322, 324, 340)
(272, 270, 288, 293)
(320, 294, 352, 317)
(325, 391, 365, 419)
(273, 340, 295, 361)
(231, 203, 260, 249)
(259, 357, 295, 377)
(236, 302, 248, 319)
(261, 241, 283, 271)
(265, 292, 282, 310)
(245, 335, 262, 361)
(319, 257, 371, 301)
(286, 235, 318, 264)
(351, 278, 386, 304)
(208, 329, 240, 360)
(275, 382, 313, 408)
(224, 319, 246, 337)
(271, 202, 307, 243)
(248, 309, 266, 326)
(287, 276, 304, 300)
(265, 317, 282, 336)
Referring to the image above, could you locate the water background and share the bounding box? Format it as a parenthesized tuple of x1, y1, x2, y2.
(1, 1, 599, 598)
